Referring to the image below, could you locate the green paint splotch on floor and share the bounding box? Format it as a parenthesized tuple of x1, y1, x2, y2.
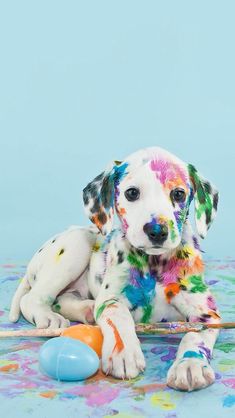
(216, 342, 235, 353)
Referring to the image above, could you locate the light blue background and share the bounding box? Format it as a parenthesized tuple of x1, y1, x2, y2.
(0, 1, 234, 260)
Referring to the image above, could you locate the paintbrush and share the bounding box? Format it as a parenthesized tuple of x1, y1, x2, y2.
(0, 321, 234, 337)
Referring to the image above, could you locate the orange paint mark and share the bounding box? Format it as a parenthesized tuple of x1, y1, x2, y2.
(178, 255, 204, 278)
(208, 310, 221, 320)
(0, 363, 19, 372)
(106, 304, 118, 310)
(164, 283, 180, 303)
(91, 212, 107, 230)
(134, 382, 167, 394)
(106, 318, 124, 354)
(40, 391, 57, 399)
(118, 207, 126, 215)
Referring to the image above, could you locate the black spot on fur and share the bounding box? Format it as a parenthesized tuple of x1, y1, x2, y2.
(97, 211, 107, 225)
(205, 208, 211, 225)
(87, 290, 94, 299)
(38, 248, 43, 253)
(59, 248, 65, 256)
(213, 192, 218, 210)
(72, 290, 81, 298)
(203, 181, 212, 194)
(166, 290, 174, 299)
(90, 199, 101, 214)
(52, 239, 56, 243)
(100, 175, 114, 209)
(95, 274, 103, 284)
(105, 284, 109, 289)
(117, 250, 124, 264)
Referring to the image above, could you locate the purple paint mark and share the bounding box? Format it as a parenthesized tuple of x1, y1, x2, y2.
(160, 346, 177, 361)
(198, 342, 212, 361)
(151, 346, 166, 355)
(129, 268, 141, 287)
(1, 275, 20, 283)
(192, 235, 200, 250)
(207, 295, 217, 310)
(206, 279, 218, 285)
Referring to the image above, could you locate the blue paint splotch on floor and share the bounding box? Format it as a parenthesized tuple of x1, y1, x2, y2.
(0, 259, 235, 418)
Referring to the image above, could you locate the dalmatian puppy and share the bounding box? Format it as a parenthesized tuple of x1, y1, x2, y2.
(10, 146, 220, 391)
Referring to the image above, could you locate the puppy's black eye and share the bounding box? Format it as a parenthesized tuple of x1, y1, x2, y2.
(124, 187, 140, 202)
(171, 188, 186, 203)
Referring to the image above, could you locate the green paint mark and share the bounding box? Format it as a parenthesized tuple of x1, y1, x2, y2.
(188, 164, 213, 222)
(45, 296, 54, 305)
(218, 359, 235, 366)
(127, 252, 148, 270)
(215, 342, 235, 353)
(53, 303, 61, 312)
(189, 275, 207, 293)
(168, 220, 177, 242)
(141, 305, 153, 323)
(216, 274, 235, 283)
(95, 299, 118, 321)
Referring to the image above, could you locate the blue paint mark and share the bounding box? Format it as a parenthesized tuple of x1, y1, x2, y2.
(183, 350, 205, 360)
(147, 217, 162, 233)
(113, 162, 129, 184)
(122, 270, 156, 308)
(223, 395, 235, 408)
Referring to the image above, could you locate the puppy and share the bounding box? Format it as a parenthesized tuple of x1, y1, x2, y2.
(10, 146, 220, 391)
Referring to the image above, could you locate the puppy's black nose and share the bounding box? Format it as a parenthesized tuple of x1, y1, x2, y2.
(143, 223, 168, 245)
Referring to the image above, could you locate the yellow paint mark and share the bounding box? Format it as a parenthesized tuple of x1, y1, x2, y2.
(150, 391, 176, 410)
(55, 248, 65, 262)
(40, 391, 57, 399)
(92, 242, 101, 252)
(179, 276, 189, 287)
(217, 359, 235, 372)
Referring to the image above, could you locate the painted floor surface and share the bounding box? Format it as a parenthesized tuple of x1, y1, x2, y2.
(0, 259, 235, 418)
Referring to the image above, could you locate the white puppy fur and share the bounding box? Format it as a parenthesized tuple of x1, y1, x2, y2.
(10, 147, 220, 390)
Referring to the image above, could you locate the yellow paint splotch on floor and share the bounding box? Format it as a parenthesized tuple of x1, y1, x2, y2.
(150, 391, 176, 410)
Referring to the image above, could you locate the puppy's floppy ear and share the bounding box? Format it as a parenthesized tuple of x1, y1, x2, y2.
(188, 164, 219, 239)
(83, 160, 127, 235)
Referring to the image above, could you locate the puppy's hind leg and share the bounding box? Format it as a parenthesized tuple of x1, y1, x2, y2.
(9, 275, 31, 323)
(11, 226, 97, 328)
(53, 293, 95, 324)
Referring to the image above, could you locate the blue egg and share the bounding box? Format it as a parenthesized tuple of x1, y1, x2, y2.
(39, 336, 99, 381)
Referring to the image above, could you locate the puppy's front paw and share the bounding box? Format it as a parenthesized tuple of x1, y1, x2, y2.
(167, 357, 215, 391)
(102, 335, 146, 379)
(20, 294, 70, 328)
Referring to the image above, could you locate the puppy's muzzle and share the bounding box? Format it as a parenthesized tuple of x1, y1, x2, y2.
(143, 222, 168, 246)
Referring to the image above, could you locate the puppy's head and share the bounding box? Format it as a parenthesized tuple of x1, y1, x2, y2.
(83, 147, 218, 255)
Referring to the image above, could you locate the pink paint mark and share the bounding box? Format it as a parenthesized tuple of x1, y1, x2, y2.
(2, 264, 16, 268)
(63, 384, 120, 406)
(222, 378, 235, 389)
(122, 218, 129, 232)
(150, 159, 187, 188)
